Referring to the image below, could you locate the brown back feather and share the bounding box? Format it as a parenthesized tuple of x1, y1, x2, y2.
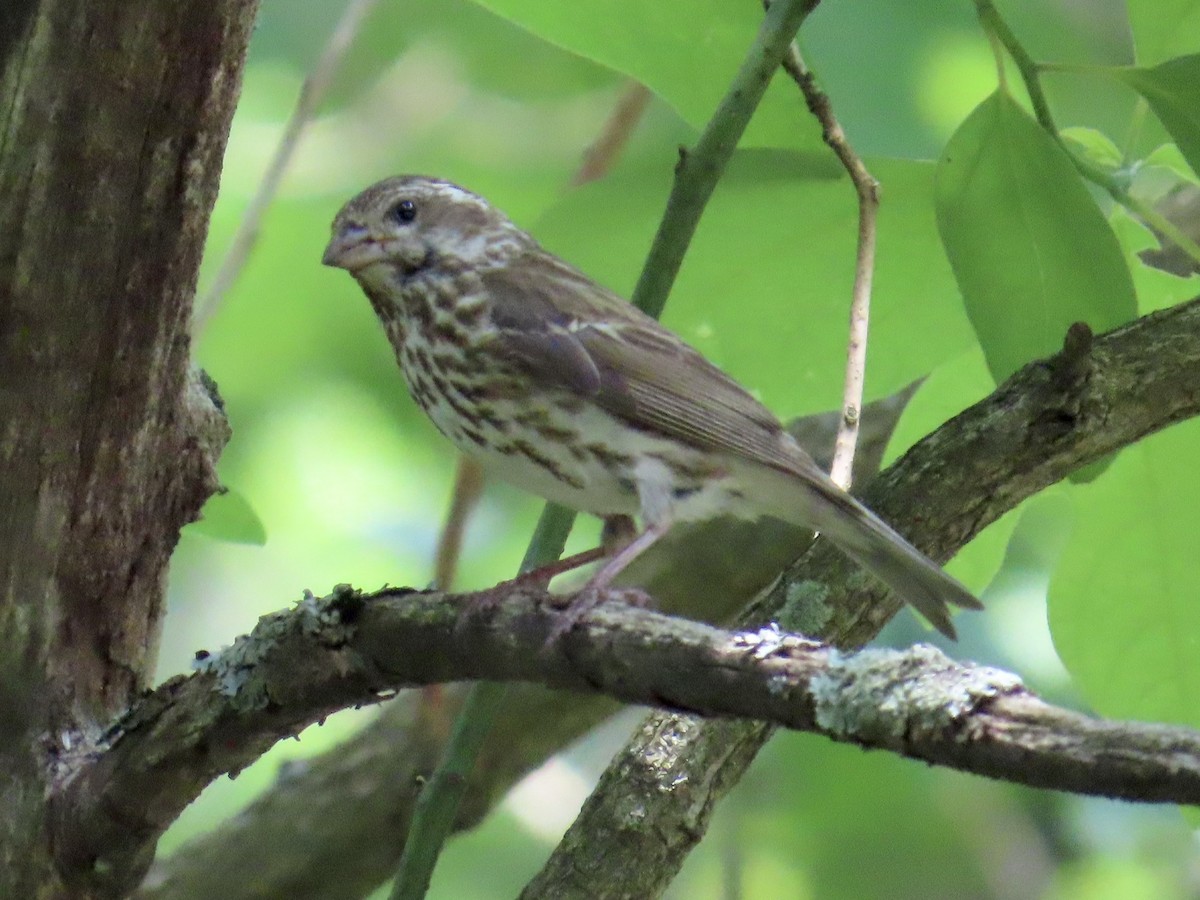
(482, 252, 830, 483)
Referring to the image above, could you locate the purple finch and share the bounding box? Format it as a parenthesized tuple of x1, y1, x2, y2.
(323, 176, 982, 638)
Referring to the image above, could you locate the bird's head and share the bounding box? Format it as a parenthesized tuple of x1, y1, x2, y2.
(322, 176, 529, 291)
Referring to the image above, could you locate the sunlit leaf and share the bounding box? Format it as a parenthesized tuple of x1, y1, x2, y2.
(1050, 417, 1200, 728)
(1126, 0, 1200, 66)
(1117, 56, 1200, 179)
(935, 91, 1136, 382)
(188, 488, 268, 546)
(1142, 142, 1200, 185)
(1060, 126, 1124, 171)
(466, 0, 822, 150)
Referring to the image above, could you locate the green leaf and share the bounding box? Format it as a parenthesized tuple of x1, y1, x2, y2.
(1142, 142, 1200, 186)
(533, 150, 974, 419)
(1050, 417, 1200, 728)
(465, 0, 822, 150)
(1060, 126, 1124, 171)
(934, 91, 1136, 383)
(988, 489, 1074, 596)
(1126, 0, 1200, 66)
(1117, 56, 1200, 179)
(255, 0, 617, 108)
(188, 488, 268, 545)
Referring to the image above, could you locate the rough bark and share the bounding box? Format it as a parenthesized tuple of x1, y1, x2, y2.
(76, 586, 1200, 819)
(0, 1, 253, 895)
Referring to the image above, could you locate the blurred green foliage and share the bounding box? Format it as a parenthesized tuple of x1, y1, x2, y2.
(168, 0, 1200, 897)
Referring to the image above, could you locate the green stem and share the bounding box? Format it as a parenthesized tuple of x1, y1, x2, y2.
(388, 2, 820, 894)
(631, 0, 822, 318)
(974, 0, 1056, 131)
(389, 504, 576, 900)
(387, 681, 507, 900)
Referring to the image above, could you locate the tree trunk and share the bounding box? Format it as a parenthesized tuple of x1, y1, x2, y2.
(0, 1, 254, 894)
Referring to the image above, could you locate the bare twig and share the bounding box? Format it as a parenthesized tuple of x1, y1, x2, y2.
(524, 29, 883, 894)
(572, 81, 653, 187)
(192, 0, 383, 332)
(779, 40, 879, 489)
(432, 459, 485, 591)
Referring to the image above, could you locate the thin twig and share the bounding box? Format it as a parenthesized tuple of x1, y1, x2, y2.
(432, 459, 485, 591)
(572, 82, 654, 187)
(192, 0, 383, 333)
(779, 41, 879, 490)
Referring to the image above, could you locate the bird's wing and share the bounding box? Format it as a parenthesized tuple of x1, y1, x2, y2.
(482, 259, 819, 479)
(481, 264, 602, 396)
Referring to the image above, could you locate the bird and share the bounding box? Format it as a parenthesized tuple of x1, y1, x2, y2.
(322, 175, 983, 639)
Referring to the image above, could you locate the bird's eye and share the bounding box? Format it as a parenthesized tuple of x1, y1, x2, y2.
(390, 199, 417, 225)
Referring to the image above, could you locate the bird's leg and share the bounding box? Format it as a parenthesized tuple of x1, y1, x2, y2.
(506, 547, 607, 588)
(461, 515, 637, 625)
(581, 518, 667, 595)
(546, 517, 671, 644)
(505, 514, 637, 589)
(599, 513, 639, 549)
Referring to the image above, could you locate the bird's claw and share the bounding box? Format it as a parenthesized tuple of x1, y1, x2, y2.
(542, 585, 656, 649)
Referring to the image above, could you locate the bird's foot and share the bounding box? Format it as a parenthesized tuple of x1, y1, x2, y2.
(453, 550, 612, 637)
(543, 584, 656, 649)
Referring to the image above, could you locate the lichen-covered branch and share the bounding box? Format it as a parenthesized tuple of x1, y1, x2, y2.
(60, 582, 1200, 900)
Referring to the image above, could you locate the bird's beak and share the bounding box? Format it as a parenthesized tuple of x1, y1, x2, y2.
(322, 226, 384, 272)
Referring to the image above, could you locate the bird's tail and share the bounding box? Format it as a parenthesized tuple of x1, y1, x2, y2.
(759, 468, 983, 639)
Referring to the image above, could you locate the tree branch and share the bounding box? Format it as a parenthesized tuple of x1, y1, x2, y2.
(138, 388, 918, 900)
(61, 580, 1200, 888)
(778, 34, 880, 490)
